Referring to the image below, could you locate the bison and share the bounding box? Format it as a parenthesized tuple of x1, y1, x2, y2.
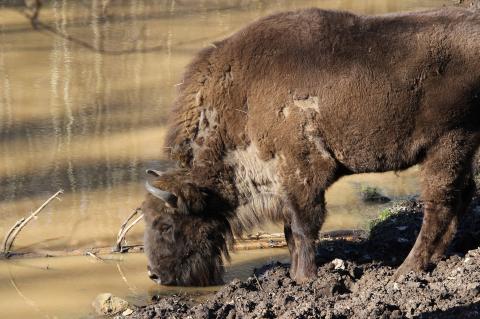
(142, 6, 480, 286)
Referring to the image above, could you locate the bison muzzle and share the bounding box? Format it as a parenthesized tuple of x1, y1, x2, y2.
(142, 7, 480, 286)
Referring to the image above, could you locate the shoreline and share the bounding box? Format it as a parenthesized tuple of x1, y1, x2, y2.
(115, 197, 480, 318)
(0, 230, 371, 261)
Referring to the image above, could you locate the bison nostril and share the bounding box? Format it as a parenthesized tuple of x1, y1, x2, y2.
(149, 273, 159, 280)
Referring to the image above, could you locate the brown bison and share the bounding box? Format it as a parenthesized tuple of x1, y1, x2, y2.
(142, 7, 480, 286)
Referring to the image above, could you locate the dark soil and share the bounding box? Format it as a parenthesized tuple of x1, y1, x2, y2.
(123, 196, 480, 319)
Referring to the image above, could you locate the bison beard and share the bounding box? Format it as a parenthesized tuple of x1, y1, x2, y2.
(142, 6, 480, 286)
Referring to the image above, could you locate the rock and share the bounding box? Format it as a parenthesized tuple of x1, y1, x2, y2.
(331, 258, 346, 270)
(92, 293, 129, 315)
(122, 308, 134, 316)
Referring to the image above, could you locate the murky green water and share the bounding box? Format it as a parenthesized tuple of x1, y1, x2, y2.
(0, 0, 454, 318)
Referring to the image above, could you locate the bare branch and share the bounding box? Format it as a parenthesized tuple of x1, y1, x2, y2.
(254, 274, 264, 291)
(2, 190, 64, 256)
(2, 218, 25, 253)
(113, 209, 144, 253)
(86, 251, 105, 262)
(24, 0, 42, 28)
(115, 209, 140, 245)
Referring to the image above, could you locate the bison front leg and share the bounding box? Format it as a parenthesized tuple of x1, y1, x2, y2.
(285, 194, 327, 284)
(281, 148, 338, 283)
(290, 212, 321, 283)
(394, 131, 478, 280)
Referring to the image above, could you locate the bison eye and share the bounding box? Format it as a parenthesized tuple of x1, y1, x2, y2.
(159, 224, 172, 233)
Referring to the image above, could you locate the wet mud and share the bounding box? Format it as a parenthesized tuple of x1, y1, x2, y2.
(123, 195, 480, 318)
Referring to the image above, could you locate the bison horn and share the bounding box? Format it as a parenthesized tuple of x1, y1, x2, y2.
(146, 169, 164, 177)
(145, 181, 177, 208)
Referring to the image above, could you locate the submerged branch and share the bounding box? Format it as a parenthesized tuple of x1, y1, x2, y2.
(86, 251, 106, 262)
(113, 209, 144, 253)
(2, 190, 64, 257)
(2, 218, 25, 254)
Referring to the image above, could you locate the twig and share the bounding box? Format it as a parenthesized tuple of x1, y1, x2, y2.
(113, 209, 144, 252)
(24, 0, 42, 28)
(115, 209, 140, 246)
(86, 251, 105, 262)
(254, 274, 264, 291)
(2, 218, 25, 253)
(2, 190, 63, 256)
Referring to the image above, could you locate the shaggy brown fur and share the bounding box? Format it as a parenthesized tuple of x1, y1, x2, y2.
(142, 7, 480, 286)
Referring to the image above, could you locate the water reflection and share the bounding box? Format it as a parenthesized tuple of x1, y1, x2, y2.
(0, 0, 450, 251)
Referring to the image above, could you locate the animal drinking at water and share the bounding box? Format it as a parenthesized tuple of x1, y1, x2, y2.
(142, 7, 480, 286)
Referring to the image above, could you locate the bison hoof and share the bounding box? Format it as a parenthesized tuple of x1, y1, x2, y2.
(291, 269, 316, 284)
(392, 259, 428, 281)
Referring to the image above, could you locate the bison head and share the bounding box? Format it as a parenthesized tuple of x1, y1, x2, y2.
(142, 169, 232, 286)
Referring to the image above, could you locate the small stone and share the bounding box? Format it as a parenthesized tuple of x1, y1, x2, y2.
(331, 258, 346, 270)
(467, 283, 480, 296)
(396, 226, 408, 231)
(122, 308, 134, 316)
(92, 293, 129, 315)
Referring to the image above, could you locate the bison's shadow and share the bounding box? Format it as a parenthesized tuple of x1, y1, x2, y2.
(314, 197, 480, 267)
(415, 302, 480, 319)
(254, 197, 480, 278)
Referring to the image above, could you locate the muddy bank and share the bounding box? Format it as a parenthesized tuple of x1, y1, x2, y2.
(120, 196, 480, 318)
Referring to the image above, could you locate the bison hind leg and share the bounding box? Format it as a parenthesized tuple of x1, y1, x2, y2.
(394, 130, 479, 280)
(430, 176, 476, 263)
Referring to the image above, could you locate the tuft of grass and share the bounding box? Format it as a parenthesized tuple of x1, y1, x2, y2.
(360, 185, 391, 203)
(361, 185, 379, 196)
(368, 208, 396, 231)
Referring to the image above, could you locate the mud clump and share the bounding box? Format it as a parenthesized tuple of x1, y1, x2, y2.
(124, 197, 480, 319)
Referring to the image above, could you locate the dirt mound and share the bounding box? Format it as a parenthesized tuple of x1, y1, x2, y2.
(125, 197, 480, 319)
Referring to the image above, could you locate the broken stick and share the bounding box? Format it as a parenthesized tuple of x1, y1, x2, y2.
(2, 190, 63, 256)
(2, 218, 25, 254)
(113, 209, 144, 252)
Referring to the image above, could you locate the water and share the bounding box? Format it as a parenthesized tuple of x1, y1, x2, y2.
(0, 248, 290, 318)
(0, 0, 452, 318)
